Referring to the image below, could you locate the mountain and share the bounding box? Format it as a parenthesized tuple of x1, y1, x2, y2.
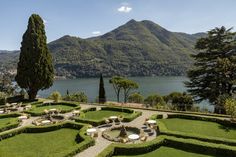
(0, 19, 205, 78)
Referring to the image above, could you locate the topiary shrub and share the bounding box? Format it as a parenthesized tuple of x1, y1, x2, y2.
(49, 91, 61, 103)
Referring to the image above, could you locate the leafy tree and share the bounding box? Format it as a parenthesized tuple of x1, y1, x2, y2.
(49, 91, 61, 103)
(144, 94, 165, 107)
(128, 92, 144, 103)
(0, 73, 17, 96)
(224, 98, 236, 120)
(109, 76, 124, 102)
(185, 26, 236, 113)
(15, 14, 54, 100)
(98, 74, 106, 104)
(0, 92, 7, 105)
(119, 79, 139, 103)
(167, 92, 193, 111)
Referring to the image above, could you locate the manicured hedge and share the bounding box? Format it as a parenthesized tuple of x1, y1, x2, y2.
(0, 113, 21, 132)
(0, 121, 95, 157)
(99, 102, 231, 118)
(97, 135, 236, 157)
(101, 107, 134, 113)
(156, 114, 236, 146)
(74, 107, 141, 126)
(167, 114, 236, 127)
(25, 102, 81, 116)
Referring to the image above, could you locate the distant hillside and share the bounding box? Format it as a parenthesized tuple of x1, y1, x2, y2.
(0, 19, 206, 78)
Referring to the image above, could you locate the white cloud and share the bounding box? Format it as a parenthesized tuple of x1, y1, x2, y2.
(117, 6, 132, 13)
(92, 31, 101, 35)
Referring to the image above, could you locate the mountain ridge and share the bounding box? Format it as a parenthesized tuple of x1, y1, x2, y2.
(0, 19, 206, 78)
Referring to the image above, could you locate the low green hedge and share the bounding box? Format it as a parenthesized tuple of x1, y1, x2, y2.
(155, 114, 236, 146)
(0, 113, 21, 133)
(101, 107, 134, 113)
(0, 121, 95, 157)
(74, 107, 141, 126)
(97, 135, 236, 157)
(167, 114, 236, 127)
(25, 101, 81, 116)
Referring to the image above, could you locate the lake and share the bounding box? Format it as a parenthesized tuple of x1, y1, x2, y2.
(38, 76, 213, 111)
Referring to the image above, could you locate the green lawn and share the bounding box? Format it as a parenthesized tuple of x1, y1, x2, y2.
(0, 117, 18, 130)
(114, 146, 216, 157)
(81, 110, 131, 120)
(0, 128, 81, 157)
(30, 105, 74, 113)
(159, 118, 236, 140)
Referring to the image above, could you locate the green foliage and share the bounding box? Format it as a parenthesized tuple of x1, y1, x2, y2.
(224, 98, 236, 120)
(0, 74, 17, 96)
(119, 79, 139, 103)
(49, 91, 61, 102)
(128, 93, 144, 103)
(109, 76, 124, 102)
(74, 107, 141, 126)
(165, 92, 194, 111)
(0, 92, 7, 105)
(144, 94, 165, 107)
(185, 26, 236, 113)
(99, 74, 106, 103)
(63, 92, 88, 103)
(15, 14, 54, 100)
(25, 102, 80, 116)
(1, 20, 206, 78)
(109, 76, 139, 102)
(0, 122, 95, 157)
(97, 135, 236, 157)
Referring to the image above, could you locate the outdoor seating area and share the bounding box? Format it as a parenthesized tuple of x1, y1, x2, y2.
(0, 102, 31, 114)
(0, 100, 235, 157)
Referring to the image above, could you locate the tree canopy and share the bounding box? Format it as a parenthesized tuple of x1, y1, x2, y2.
(185, 26, 236, 113)
(109, 76, 139, 103)
(15, 14, 54, 100)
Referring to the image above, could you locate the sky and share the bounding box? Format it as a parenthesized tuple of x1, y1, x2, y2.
(0, 0, 236, 50)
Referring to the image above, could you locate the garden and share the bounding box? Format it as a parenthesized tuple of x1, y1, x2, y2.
(0, 122, 94, 157)
(24, 101, 81, 116)
(74, 107, 142, 126)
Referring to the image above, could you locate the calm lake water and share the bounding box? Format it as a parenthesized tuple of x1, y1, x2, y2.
(38, 76, 213, 111)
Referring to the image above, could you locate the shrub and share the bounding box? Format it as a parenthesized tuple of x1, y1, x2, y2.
(224, 98, 236, 120)
(144, 94, 165, 107)
(49, 91, 61, 102)
(128, 93, 144, 103)
(0, 92, 7, 105)
(63, 92, 88, 103)
(164, 92, 193, 111)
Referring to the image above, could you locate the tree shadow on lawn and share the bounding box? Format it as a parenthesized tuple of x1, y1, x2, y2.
(218, 124, 236, 133)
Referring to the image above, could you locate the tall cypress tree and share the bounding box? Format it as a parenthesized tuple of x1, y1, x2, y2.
(185, 26, 236, 113)
(99, 74, 106, 103)
(15, 14, 54, 100)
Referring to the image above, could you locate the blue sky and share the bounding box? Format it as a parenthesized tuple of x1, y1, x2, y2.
(0, 0, 236, 50)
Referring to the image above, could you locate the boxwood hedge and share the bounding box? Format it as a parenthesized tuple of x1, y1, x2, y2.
(154, 113, 236, 146)
(97, 135, 236, 157)
(0, 113, 21, 132)
(0, 121, 95, 157)
(74, 107, 142, 126)
(25, 101, 81, 116)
